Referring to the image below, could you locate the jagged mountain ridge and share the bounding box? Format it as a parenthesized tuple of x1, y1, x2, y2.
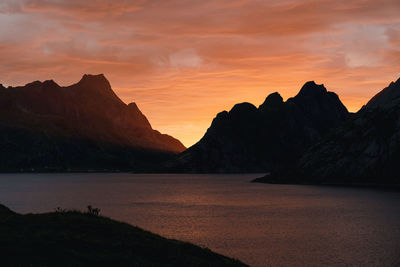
(165, 81, 349, 173)
(0, 74, 185, 171)
(292, 77, 400, 184)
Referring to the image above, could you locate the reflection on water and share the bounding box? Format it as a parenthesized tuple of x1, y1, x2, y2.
(1, 173, 400, 266)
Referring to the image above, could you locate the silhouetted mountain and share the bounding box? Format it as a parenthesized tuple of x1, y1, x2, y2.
(286, 77, 400, 185)
(165, 81, 349, 172)
(0, 74, 185, 172)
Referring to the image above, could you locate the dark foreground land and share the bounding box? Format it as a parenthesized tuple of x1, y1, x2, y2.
(0, 204, 247, 267)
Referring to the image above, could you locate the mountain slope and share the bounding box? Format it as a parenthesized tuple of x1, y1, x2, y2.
(292, 77, 400, 184)
(0, 74, 185, 171)
(0, 204, 247, 267)
(165, 81, 349, 173)
(363, 78, 400, 109)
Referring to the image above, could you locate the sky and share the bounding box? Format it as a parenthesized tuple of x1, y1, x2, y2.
(0, 0, 399, 147)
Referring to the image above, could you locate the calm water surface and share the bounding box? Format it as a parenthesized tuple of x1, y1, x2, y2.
(1, 173, 399, 267)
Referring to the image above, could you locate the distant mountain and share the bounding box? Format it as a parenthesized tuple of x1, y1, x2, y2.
(286, 77, 400, 185)
(164, 81, 349, 172)
(0, 74, 185, 172)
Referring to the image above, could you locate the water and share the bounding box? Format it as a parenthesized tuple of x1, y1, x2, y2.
(0, 173, 399, 267)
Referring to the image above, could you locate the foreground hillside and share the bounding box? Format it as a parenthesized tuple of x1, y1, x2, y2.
(165, 81, 349, 172)
(0, 74, 185, 172)
(0, 204, 246, 267)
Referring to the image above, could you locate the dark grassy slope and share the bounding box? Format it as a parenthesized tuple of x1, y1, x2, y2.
(0, 204, 247, 267)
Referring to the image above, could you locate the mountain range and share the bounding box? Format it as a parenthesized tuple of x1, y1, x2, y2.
(0, 74, 185, 171)
(164, 81, 349, 173)
(166, 77, 400, 185)
(290, 78, 400, 185)
(2, 73, 400, 185)
(253, 78, 400, 185)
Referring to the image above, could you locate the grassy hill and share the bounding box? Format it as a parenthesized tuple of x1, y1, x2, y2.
(0, 204, 247, 267)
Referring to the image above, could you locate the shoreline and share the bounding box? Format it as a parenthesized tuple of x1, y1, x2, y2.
(252, 175, 400, 191)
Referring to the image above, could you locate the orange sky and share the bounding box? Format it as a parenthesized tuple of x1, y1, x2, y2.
(1, 0, 400, 147)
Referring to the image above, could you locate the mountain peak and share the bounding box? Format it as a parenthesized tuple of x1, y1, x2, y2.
(392, 77, 400, 86)
(365, 76, 400, 110)
(73, 73, 123, 103)
(82, 73, 106, 79)
(296, 81, 327, 97)
(259, 92, 283, 111)
(128, 102, 139, 110)
(43, 79, 59, 87)
(79, 74, 108, 85)
(23, 79, 60, 88)
(230, 102, 257, 114)
(25, 80, 43, 88)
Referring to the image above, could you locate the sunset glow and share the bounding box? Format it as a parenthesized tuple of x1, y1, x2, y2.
(1, 0, 399, 146)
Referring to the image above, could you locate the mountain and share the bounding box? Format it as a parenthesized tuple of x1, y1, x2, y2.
(363, 78, 400, 109)
(164, 81, 349, 172)
(0, 74, 185, 172)
(286, 77, 400, 185)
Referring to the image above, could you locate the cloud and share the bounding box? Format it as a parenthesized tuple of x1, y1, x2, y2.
(169, 49, 203, 68)
(342, 25, 388, 68)
(1, 0, 400, 146)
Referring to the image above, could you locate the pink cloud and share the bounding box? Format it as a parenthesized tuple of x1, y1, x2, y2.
(1, 0, 400, 146)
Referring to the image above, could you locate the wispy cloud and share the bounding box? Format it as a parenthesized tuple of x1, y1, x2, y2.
(1, 0, 399, 146)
